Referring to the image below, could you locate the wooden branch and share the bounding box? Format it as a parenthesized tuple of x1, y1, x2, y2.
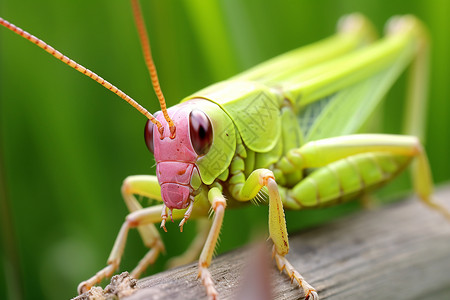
(121, 187, 450, 300)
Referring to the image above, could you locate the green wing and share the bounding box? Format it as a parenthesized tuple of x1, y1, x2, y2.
(232, 14, 376, 85)
(301, 46, 412, 142)
(279, 17, 425, 143)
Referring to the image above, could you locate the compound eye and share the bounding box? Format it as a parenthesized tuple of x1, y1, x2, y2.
(144, 119, 155, 154)
(189, 110, 213, 156)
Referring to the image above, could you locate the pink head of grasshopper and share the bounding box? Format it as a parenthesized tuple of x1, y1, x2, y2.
(0, 0, 210, 232)
(144, 104, 213, 231)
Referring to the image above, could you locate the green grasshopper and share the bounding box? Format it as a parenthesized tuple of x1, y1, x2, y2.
(2, 1, 450, 299)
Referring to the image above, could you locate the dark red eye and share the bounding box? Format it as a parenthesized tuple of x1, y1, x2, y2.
(144, 119, 155, 153)
(189, 110, 213, 156)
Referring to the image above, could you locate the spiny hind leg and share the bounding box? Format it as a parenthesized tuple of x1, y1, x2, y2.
(231, 169, 318, 299)
(278, 133, 450, 219)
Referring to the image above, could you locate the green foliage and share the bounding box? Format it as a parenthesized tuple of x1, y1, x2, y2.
(1, 1, 449, 299)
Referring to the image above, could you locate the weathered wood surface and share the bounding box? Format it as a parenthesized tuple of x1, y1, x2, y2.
(124, 186, 450, 300)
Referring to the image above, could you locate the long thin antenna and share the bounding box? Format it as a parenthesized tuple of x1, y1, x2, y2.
(130, 0, 176, 138)
(0, 17, 163, 131)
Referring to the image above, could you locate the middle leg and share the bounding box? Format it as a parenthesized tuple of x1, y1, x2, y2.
(230, 168, 318, 299)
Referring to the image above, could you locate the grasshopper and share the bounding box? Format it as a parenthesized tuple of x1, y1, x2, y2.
(2, 1, 450, 299)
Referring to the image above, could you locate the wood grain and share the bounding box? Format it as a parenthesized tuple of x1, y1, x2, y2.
(124, 187, 450, 300)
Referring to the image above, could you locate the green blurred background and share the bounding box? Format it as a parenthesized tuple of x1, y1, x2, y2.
(1, 0, 449, 299)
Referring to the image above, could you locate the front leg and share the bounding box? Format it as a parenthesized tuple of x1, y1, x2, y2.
(77, 204, 166, 293)
(78, 175, 176, 294)
(121, 175, 165, 276)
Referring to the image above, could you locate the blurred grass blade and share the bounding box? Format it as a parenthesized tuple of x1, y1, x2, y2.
(181, 0, 239, 80)
(0, 138, 23, 300)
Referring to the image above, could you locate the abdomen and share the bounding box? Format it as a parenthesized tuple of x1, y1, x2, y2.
(284, 152, 411, 209)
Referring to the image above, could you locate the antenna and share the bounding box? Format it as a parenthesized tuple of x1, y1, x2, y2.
(130, 0, 176, 139)
(0, 17, 163, 131)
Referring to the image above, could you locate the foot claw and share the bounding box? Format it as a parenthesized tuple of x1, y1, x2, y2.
(77, 281, 89, 295)
(306, 290, 319, 300)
